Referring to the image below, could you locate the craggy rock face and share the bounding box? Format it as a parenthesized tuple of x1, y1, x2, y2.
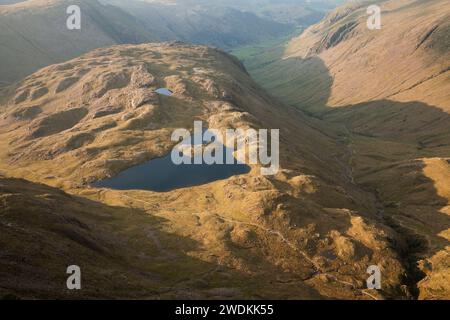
(0, 42, 411, 299)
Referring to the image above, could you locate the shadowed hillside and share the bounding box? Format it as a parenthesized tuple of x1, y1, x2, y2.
(1, 176, 325, 299)
(0, 0, 155, 84)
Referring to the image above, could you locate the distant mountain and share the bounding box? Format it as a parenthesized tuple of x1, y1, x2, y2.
(0, 0, 294, 84)
(139, 0, 346, 26)
(103, 0, 292, 48)
(0, 0, 155, 84)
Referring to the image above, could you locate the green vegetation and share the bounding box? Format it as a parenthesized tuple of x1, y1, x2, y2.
(230, 29, 302, 72)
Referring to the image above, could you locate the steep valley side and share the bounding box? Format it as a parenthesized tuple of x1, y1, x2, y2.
(241, 0, 450, 299)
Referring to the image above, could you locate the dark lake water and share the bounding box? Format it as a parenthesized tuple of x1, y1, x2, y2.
(93, 133, 251, 192)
